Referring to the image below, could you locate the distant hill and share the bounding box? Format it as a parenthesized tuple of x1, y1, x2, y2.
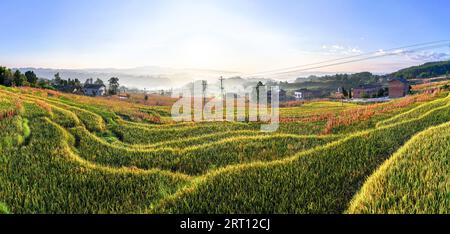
(393, 60, 450, 79)
(286, 72, 386, 93)
(285, 61, 450, 92)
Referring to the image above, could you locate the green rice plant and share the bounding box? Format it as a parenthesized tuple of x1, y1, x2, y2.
(177, 134, 336, 175)
(347, 121, 450, 214)
(0, 202, 10, 214)
(331, 103, 421, 134)
(277, 121, 328, 135)
(280, 101, 357, 119)
(32, 97, 101, 124)
(0, 116, 24, 149)
(21, 94, 107, 132)
(22, 119, 31, 138)
(51, 105, 81, 128)
(152, 99, 450, 213)
(116, 118, 196, 129)
(119, 130, 270, 149)
(0, 117, 190, 213)
(70, 126, 336, 175)
(377, 93, 450, 127)
(22, 102, 53, 119)
(111, 121, 260, 144)
(55, 97, 120, 124)
(66, 106, 106, 132)
(1, 84, 448, 214)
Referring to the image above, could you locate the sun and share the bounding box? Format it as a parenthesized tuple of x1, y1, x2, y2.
(177, 36, 226, 69)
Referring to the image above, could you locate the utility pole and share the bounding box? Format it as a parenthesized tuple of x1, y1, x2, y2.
(256, 81, 264, 105)
(202, 80, 208, 108)
(219, 76, 225, 99)
(255, 81, 265, 122)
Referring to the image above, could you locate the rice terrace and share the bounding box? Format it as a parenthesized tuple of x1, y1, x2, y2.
(0, 0, 450, 218)
(0, 76, 449, 214)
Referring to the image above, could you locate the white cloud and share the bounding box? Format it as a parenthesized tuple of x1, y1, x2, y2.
(376, 49, 403, 55)
(375, 48, 449, 62)
(332, 45, 345, 50)
(405, 51, 450, 61)
(351, 48, 362, 53)
(321, 44, 363, 55)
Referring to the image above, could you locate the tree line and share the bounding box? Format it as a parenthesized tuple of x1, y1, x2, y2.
(0, 66, 120, 95)
(0, 66, 49, 88)
(394, 60, 450, 79)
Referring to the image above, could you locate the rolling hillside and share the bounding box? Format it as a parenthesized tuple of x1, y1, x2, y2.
(348, 121, 449, 214)
(0, 84, 448, 214)
(394, 60, 450, 79)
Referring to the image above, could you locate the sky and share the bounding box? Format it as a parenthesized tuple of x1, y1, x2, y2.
(1, 0, 450, 77)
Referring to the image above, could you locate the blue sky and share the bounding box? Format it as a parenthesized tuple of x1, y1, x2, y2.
(1, 0, 450, 75)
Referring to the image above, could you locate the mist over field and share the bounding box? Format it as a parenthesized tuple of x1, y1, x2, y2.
(16, 66, 242, 89)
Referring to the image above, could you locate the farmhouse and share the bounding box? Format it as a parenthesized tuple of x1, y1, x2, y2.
(352, 85, 382, 98)
(55, 85, 81, 94)
(294, 89, 321, 100)
(389, 77, 410, 98)
(118, 94, 129, 100)
(83, 84, 106, 97)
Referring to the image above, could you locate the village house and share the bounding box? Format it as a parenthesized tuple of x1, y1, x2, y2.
(294, 89, 321, 100)
(118, 93, 130, 100)
(55, 85, 82, 94)
(352, 85, 382, 98)
(83, 84, 107, 97)
(389, 77, 410, 98)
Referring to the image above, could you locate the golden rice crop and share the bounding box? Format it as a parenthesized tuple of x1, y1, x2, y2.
(0, 85, 448, 214)
(347, 121, 450, 214)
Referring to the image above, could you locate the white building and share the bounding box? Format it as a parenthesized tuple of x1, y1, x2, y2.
(83, 84, 107, 96)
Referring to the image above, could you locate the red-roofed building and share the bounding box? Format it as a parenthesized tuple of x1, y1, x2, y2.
(389, 78, 410, 98)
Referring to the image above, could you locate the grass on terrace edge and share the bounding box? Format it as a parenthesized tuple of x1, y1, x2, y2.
(347, 121, 450, 214)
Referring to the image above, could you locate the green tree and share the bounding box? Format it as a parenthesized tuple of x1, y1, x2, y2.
(38, 79, 48, 88)
(25, 71, 38, 86)
(13, 70, 26, 86)
(94, 78, 104, 85)
(73, 78, 82, 89)
(341, 87, 349, 98)
(0, 67, 8, 85)
(108, 77, 120, 95)
(377, 88, 385, 98)
(54, 72, 62, 85)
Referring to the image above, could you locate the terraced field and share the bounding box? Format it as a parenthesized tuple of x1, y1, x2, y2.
(0, 85, 448, 214)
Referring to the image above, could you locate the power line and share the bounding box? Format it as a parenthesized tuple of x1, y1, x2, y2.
(243, 40, 450, 77)
(245, 40, 450, 77)
(265, 43, 450, 76)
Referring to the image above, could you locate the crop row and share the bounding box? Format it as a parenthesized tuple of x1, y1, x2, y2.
(151, 97, 450, 213)
(347, 121, 450, 214)
(377, 93, 450, 127)
(0, 116, 190, 213)
(111, 121, 261, 144)
(71, 125, 336, 175)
